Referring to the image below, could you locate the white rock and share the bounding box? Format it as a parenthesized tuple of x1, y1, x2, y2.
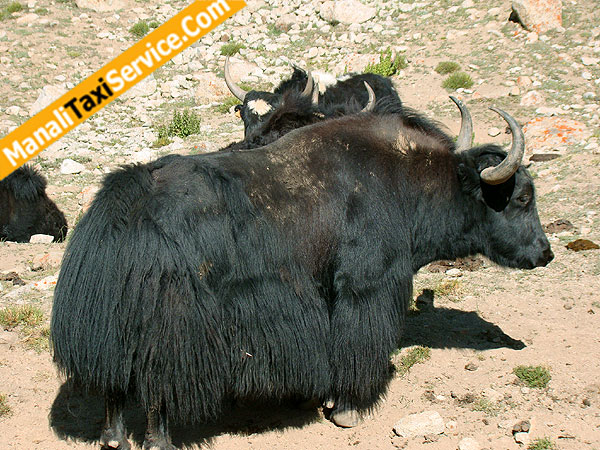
(393, 411, 445, 438)
(514, 432, 530, 445)
(320, 0, 376, 25)
(458, 437, 481, 450)
(60, 158, 85, 175)
(6, 106, 21, 115)
(582, 56, 599, 66)
(29, 234, 54, 244)
(482, 388, 504, 403)
(29, 85, 67, 116)
(582, 71, 593, 80)
(75, 0, 127, 12)
(488, 127, 501, 137)
(446, 268, 462, 277)
(15, 13, 39, 25)
(33, 274, 58, 290)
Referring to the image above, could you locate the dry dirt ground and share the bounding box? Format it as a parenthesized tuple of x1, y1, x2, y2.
(1, 0, 599, 449)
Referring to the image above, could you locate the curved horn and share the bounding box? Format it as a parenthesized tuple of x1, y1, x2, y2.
(301, 71, 314, 98)
(224, 57, 247, 102)
(361, 82, 376, 112)
(449, 96, 473, 152)
(312, 79, 320, 105)
(480, 107, 525, 185)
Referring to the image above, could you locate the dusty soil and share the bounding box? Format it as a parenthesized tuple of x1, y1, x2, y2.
(1, 0, 600, 449)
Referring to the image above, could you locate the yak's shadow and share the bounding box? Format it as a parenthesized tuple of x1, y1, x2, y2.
(49, 290, 524, 448)
(49, 381, 320, 449)
(401, 289, 525, 350)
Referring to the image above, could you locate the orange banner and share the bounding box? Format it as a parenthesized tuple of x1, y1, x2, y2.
(0, 0, 247, 180)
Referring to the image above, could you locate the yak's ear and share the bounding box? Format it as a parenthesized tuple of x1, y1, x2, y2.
(457, 162, 483, 201)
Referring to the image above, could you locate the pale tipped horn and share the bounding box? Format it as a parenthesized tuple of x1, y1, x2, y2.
(449, 96, 473, 152)
(301, 71, 314, 98)
(480, 107, 525, 185)
(312, 83, 320, 105)
(361, 82, 376, 112)
(224, 57, 247, 102)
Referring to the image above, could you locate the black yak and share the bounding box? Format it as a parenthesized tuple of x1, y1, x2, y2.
(0, 165, 67, 243)
(51, 101, 552, 450)
(224, 57, 402, 137)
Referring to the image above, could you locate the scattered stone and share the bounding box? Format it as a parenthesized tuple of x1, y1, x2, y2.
(16, 13, 39, 25)
(29, 84, 67, 116)
(566, 239, 599, 251)
(483, 388, 504, 403)
(509, 86, 520, 96)
(445, 420, 458, 432)
(520, 90, 544, 107)
(75, 0, 127, 12)
(488, 127, 501, 137)
(29, 234, 54, 244)
(33, 274, 58, 290)
(319, 0, 377, 25)
(465, 362, 478, 371)
(523, 117, 588, 155)
(445, 268, 462, 277)
(458, 437, 481, 450)
(511, 0, 563, 33)
(0, 272, 25, 286)
(514, 431, 530, 445)
(543, 219, 574, 233)
(31, 251, 64, 271)
(517, 76, 532, 87)
(582, 56, 599, 66)
(60, 158, 85, 175)
(393, 411, 445, 438)
(529, 153, 560, 161)
(582, 71, 593, 81)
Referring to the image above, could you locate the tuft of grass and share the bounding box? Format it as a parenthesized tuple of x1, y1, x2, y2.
(432, 279, 465, 302)
(471, 398, 501, 416)
(130, 21, 150, 38)
(0, 393, 11, 418)
(0, 305, 44, 329)
(220, 42, 245, 56)
(528, 437, 557, 450)
(395, 346, 431, 376)
(215, 97, 241, 114)
(6, 1, 24, 13)
(513, 365, 551, 388)
(364, 48, 407, 77)
(34, 7, 49, 15)
(23, 325, 50, 353)
(148, 20, 160, 29)
(435, 61, 460, 74)
(442, 72, 474, 90)
(154, 109, 201, 146)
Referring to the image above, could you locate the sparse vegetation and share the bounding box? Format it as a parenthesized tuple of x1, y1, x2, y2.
(5, 1, 23, 13)
(130, 21, 150, 38)
(528, 437, 557, 450)
(395, 346, 431, 376)
(23, 325, 50, 353)
(364, 48, 407, 76)
(435, 61, 460, 74)
(154, 109, 201, 147)
(432, 279, 465, 302)
(149, 20, 160, 29)
(216, 97, 241, 114)
(442, 72, 474, 90)
(220, 42, 245, 56)
(0, 305, 44, 329)
(471, 397, 501, 416)
(0, 393, 12, 418)
(513, 365, 551, 388)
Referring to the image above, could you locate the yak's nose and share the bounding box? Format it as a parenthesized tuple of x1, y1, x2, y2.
(537, 246, 554, 267)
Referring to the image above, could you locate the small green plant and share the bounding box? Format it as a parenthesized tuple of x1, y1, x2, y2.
(513, 365, 551, 388)
(215, 97, 241, 114)
(220, 42, 245, 56)
(155, 109, 201, 146)
(130, 21, 150, 38)
(34, 7, 49, 15)
(435, 61, 460, 74)
(471, 397, 501, 416)
(396, 346, 431, 376)
(267, 23, 283, 36)
(528, 437, 557, 450)
(149, 20, 160, 29)
(23, 325, 50, 353)
(6, 2, 24, 13)
(0, 393, 11, 418)
(364, 48, 407, 77)
(442, 72, 474, 90)
(0, 305, 44, 329)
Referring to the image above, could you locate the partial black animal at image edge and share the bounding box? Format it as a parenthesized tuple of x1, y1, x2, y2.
(51, 100, 552, 450)
(0, 165, 67, 243)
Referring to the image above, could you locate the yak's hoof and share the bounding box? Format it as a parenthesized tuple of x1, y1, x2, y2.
(323, 398, 335, 409)
(142, 439, 178, 450)
(101, 438, 131, 450)
(330, 408, 360, 428)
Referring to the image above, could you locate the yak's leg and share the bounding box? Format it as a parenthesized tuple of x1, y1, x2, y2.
(142, 404, 177, 450)
(100, 394, 130, 450)
(328, 271, 410, 428)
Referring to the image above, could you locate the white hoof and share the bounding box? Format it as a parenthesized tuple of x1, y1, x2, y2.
(331, 408, 360, 428)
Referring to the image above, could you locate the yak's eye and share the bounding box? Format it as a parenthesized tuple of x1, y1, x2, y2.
(516, 194, 530, 205)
